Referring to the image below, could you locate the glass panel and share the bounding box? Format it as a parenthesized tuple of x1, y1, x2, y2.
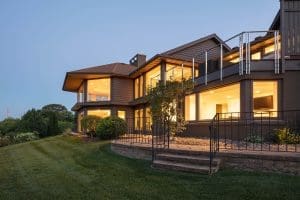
(199, 84, 240, 120)
(117, 110, 126, 120)
(145, 65, 160, 92)
(77, 83, 84, 103)
(77, 111, 84, 132)
(166, 64, 192, 81)
(251, 52, 261, 60)
(145, 107, 152, 130)
(134, 109, 144, 130)
(139, 76, 143, 97)
(87, 79, 110, 101)
(253, 81, 278, 117)
(185, 94, 196, 121)
(87, 109, 111, 118)
(134, 78, 139, 99)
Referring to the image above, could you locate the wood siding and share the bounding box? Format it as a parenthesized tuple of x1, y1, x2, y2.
(111, 77, 134, 104)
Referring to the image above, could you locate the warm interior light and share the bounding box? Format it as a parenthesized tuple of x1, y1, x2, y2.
(251, 52, 261, 60)
(185, 94, 196, 121)
(87, 79, 110, 101)
(146, 65, 161, 92)
(117, 110, 126, 120)
(88, 109, 111, 118)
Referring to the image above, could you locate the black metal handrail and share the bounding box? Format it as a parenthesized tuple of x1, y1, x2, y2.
(209, 113, 219, 174)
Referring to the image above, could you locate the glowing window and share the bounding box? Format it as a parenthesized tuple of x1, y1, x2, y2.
(264, 45, 275, 54)
(251, 52, 261, 60)
(87, 109, 111, 118)
(166, 64, 193, 81)
(145, 107, 152, 130)
(134, 78, 139, 99)
(134, 109, 144, 130)
(185, 94, 196, 121)
(146, 65, 160, 92)
(229, 57, 240, 63)
(253, 81, 278, 117)
(87, 79, 110, 101)
(77, 111, 84, 132)
(77, 83, 84, 103)
(117, 110, 126, 120)
(199, 84, 240, 120)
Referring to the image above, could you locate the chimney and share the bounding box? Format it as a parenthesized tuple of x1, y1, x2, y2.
(129, 54, 146, 68)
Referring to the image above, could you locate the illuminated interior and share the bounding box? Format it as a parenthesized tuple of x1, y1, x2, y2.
(253, 81, 278, 117)
(145, 65, 160, 92)
(185, 94, 196, 121)
(166, 64, 194, 81)
(135, 109, 144, 130)
(77, 83, 84, 102)
(77, 111, 84, 132)
(134, 76, 144, 99)
(117, 110, 126, 120)
(251, 52, 261, 60)
(145, 107, 152, 130)
(87, 109, 111, 118)
(87, 78, 110, 101)
(199, 84, 240, 120)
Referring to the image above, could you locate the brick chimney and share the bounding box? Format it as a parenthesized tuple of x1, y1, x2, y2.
(129, 54, 146, 68)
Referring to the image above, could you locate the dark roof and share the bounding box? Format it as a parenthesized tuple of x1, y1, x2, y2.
(69, 62, 136, 76)
(269, 10, 280, 30)
(161, 33, 230, 56)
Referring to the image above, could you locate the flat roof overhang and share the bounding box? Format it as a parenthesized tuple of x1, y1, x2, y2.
(62, 72, 128, 92)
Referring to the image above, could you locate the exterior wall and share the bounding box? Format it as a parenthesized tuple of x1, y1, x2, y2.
(282, 70, 300, 110)
(111, 77, 134, 104)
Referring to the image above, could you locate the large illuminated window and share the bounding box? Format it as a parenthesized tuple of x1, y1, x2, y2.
(146, 65, 160, 92)
(145, 107, 152, 130)
(135, 109, 144, 130)
(253, 81, 278, 117)
(185, 94, 196, 121)
(199, 84, 240, 120)
(77, 83, 84, 102)
(87, 109, 111, 118)
(87, 79, 110, 101)
(166, 64, 194, 81)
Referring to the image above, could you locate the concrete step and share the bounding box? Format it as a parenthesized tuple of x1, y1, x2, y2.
(156, 153, 221, 166)
(152, 160, 218, 174)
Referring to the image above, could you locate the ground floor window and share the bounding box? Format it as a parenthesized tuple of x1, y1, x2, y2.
(117, 110, 126, 120)
(199, 83, 240, 120)
(77, 111, 84, 132)
(87, 109, 111, 118)
(185, 94, 196, 121)
(135, 109, 144, 130)
(253, 81, 278, 117)
(145, 107, 152, 130)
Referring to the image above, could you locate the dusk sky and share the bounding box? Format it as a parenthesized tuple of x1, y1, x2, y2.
(0, 0, 279, 120)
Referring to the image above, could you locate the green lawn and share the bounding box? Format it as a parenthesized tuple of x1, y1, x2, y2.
(0, 136, 299, 200)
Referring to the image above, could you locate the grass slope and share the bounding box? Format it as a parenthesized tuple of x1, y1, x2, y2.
(0, 135, 299, 200)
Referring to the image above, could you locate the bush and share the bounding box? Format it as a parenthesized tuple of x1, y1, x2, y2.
(271, 128, 300, 144)
(12, 132, 39, 144)
(58, 121, 74, 133)
(19, 109, 48, 136)
(0, 136, 11, 147)
(96, 117, 127, 139)
(81, 115, 102, 137)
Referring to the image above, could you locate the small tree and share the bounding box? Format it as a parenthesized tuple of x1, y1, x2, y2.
(146, 79, 193, 138)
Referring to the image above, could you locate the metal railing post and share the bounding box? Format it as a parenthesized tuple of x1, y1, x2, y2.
(205, 51, 208, 85)
(220, 44, 223, 81)
(239, 33, 244, 75)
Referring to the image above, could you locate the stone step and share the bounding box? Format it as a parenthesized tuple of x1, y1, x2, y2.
(155, 153, 221, 166)
(152, 160, 218, 174)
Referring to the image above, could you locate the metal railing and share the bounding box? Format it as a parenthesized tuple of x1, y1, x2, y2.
(195, 30, 281, 85)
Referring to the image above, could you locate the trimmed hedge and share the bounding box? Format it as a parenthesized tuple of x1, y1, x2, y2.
(96, 117, 127, 139)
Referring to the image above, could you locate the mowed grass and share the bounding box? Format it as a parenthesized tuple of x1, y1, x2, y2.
(0, 136, 299, 200)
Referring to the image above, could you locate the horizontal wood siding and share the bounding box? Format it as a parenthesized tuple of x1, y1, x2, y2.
(111, 77, 134, 104)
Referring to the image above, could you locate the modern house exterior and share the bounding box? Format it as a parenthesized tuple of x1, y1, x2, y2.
(63, 0, 300, 138)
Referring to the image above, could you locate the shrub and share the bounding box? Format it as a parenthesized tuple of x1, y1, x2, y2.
(244, 135, 263, 143)
(96, 117, 127, 139)
(58, 121, 74, 133)
(0, 118, 20, 135)
(13, 132, 39, 144)
(19, 109, 47, 136)
(81, 115, 102, 137)
(271, 128, 300, 144)
(0, 136, 11, 147)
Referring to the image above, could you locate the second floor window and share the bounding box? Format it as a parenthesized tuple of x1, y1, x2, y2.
(87, 78, 110, 101)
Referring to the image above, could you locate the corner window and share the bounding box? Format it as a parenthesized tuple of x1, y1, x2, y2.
(87, 109, 111, 118)
(145, 65, 160, 93)
(166, 64, 193, 81)
(253, 81, 278, 117)
(87, 79, 110, 101)
(117, 110, 126, 120)
(77, 83, 84, 103)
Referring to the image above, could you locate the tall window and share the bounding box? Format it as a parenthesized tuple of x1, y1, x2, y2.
(135, 109, 144, 130)
(77, 111, 84, 132)
(145, 107, 152, 130)
(87, 79, 110, 101)
(87, 109, 111, 118)
(77, 83, 84, 102)
(185, 94, 196, 121)
(145, 65, 160, 92)
(199, 84, 240, 120)
(253, 81, 278, 117)
(134, 76, 144, 99)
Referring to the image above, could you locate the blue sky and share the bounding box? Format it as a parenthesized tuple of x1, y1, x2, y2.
(0, 0, 279, 120)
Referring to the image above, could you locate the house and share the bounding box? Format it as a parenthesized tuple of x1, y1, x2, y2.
(63, 0, 300, 138)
